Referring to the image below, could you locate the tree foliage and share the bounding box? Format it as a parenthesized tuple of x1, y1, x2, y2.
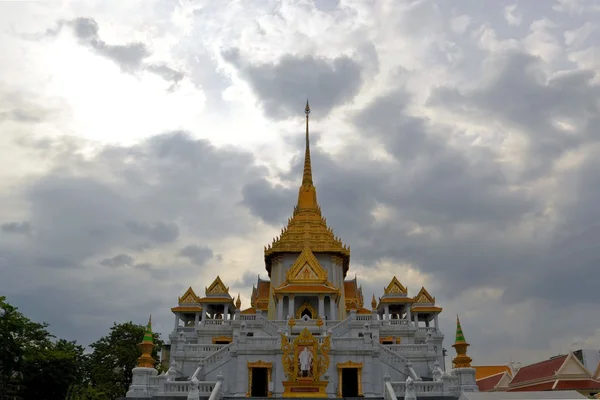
(0, 296, 163, 400)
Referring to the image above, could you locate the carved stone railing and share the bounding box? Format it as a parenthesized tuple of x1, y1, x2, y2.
(332, 337, 364, 349)
(240, 314, 256, 320)
(356, 314, 372, 321)
(246, 337, 278, 348)
(161, 380, 216, 396)
(204, 320, 232, 327)
(258, 316, 281, 336)
(378, 343, 408, 377)
(176, 326, 196, 332)
(383, 374, 398, 400)
(391, 381, 444, 397)
(208, 372, 224, 400)
(202, 343, 233, 375)
(385, 344, 429, 353)
(330, 317, 351, 337)
(417, 327, 437, 334)
(184, 344, 226, 354)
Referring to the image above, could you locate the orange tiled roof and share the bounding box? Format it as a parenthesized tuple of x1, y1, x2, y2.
(477, 373, 505, 391)
(257, 281, 270, 298)
(275, 283, 338, 293)
(474, 365, 512, 380)
(240, 307, 256, 315)
(344, 281, 357, 299)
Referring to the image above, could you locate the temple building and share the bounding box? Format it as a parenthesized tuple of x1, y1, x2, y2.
(125, 102, 478, 399)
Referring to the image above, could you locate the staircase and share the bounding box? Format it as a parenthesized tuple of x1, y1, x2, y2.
(378, 343, 408, 378)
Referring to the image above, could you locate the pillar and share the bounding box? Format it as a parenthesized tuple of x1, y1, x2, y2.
(434, 314, 439, 330)
(318, 295, 325, 318)
(194, 313, 200, 328)
(224, 305, 229, 321)
(174, 314, 179, 331)
(413, 313, 419, 327)
(329, 296, 336, 321)
(289, 295, 295, 318)
(384, 305, 390, 320)
(201, 306, 207, 324)
(277, 295, 283, 320)
(406, 305, 412, 322)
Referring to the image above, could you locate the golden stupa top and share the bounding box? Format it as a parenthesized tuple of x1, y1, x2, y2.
(264, 100, 350, 274)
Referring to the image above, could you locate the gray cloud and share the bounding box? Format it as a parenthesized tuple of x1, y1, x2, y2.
(42, 17, 184, 86)
(100, 253, 135, 267)
(178, 244, 214, 266)
(223, 48, 363, 119)
(1, 221, 32, 235)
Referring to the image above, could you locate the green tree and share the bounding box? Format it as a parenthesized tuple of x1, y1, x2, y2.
(86, 321, 163, 399)
(0, 296, 85, 400)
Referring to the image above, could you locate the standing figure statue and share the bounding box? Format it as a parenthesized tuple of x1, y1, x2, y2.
(299, 347, 313, 377)
(405, 376, 416, 400)
(431, 360, 443, 382)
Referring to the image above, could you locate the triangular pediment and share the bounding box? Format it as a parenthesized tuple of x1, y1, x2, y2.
(178, 287, 199, 304)
(556, 353, 591, 377)
(414, 286, 435, 304)
(205, 276, 229, 295)
(496, 372, 511, 388)
(286, 247, 328, 284)
(384, 276, 407, 295)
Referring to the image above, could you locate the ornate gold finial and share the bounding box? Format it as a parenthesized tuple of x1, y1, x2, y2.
(137, 314, 156, 368)
(452, 315, 472, 368)
(371, 294, 377, 310)
(301, 100, 314, 188)
(316, 317, 324, 327)
(235, 293, 241, 310)
(288, 317, 296, 328)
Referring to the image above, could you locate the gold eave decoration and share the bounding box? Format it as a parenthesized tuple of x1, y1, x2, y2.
(384, 276, 408, 295)
(285, 247, 329, 284)
(178, 286, 200, 305)
(274, 284, 340, 295)
(197, 297, 235, 304)
(205, 276, 229, 295)
(413, 286, 436, 304)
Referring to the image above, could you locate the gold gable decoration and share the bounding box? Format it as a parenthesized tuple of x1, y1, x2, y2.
(286, 247, 328, 284)
(178, 287, 199, 304)
(205, 276, 229, 295)
(296, 301, 318, 319)
(414, 286, 435, 304)
(384, 276, 407, 295)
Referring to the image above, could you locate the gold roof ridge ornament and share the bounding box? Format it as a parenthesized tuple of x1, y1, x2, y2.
(264, 101, 350, 276)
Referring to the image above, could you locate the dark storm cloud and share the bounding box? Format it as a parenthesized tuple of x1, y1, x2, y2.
(428, 50, 600, 178)
(178, 244, 214, 266)
(1, 221, 32, 235)
(222, 48, 363, 119)
(241, 49, 600, 311)
(41, 17, 184, 85)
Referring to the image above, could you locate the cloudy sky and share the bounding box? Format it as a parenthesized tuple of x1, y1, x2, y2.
(1, 0, 600, 368)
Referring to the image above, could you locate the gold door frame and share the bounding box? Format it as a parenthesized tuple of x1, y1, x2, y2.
(336, 361, 363, 398)
(247, 360, 273, 398)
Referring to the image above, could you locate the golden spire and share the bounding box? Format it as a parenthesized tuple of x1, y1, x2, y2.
(452, 315, 472, 368)
(297, 99, 318, 210)
(371, 294, 377, 310)
(137, 314, 157, 368)
(264, 102, 350, 275)
(235, 293, 242, 310)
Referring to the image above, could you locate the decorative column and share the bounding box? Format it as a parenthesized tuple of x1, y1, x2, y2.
(413, 313, 419, 327)
(224, 305, 229, 321)
(201, 305, 207, 325)
(289, 294, 295, 318)
(384, 305, 390, 320)
(318, 295, 325, 318)
(434, 314, 439, 331)
(174, 314, 179, 331)
(277, 295, 284, 320)
(194, 313, 200, 328)
(329, 296, 336, 320)
(406, 304, 412, 323)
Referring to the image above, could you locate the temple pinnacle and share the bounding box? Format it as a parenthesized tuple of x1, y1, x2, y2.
(302, 100, 313, 186)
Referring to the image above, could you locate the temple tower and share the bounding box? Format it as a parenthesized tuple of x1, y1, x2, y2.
(264, 101, 350, 320)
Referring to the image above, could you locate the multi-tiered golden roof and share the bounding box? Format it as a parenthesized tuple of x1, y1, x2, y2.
(264, 100, 350, 275)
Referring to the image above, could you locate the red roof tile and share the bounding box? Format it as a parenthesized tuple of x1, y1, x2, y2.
(510, 355, 568, 385)
(507, 381, 556, 391)
(554, 379, 600, 390)
(477, 373, 504, 391)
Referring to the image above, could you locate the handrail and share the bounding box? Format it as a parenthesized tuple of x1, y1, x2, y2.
(378, 343, 408, 377)
(259, 316, 281, 336)
(329, 317, 351, 337)
(208, 373, 224, 400)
